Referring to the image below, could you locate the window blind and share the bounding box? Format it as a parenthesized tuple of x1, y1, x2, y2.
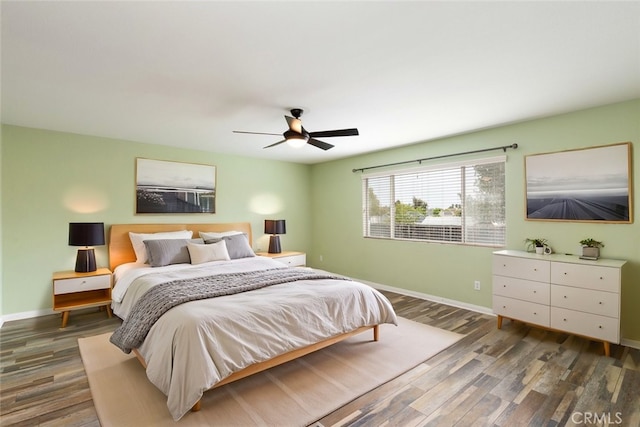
(362, 156, 506, 246)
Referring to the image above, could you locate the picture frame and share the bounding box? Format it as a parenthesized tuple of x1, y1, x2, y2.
(525, 142, 632, 223)
(135, 158, 216, 214)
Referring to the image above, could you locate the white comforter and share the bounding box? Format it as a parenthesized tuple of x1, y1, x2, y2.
(111, 257, 397, 420)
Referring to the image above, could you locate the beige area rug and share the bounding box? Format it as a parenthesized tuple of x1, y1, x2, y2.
(79, 317, 462, 426)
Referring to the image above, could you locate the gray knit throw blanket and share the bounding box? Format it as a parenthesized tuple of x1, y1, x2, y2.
(110, 268, 346, 353)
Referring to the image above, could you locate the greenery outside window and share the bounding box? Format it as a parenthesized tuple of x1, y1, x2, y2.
(362, 156, 506, 246)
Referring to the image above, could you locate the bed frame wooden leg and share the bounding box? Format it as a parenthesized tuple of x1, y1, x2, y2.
(191, 399, 202, 412)
(373, 325, 379, 341)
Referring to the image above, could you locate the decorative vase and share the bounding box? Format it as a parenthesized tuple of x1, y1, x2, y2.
(581, 246, 599, 259)
(535, 246, 544, 254)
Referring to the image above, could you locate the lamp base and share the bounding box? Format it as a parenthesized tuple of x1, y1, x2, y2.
(75, 248, 97, 272)
(268, 235, 282, 254)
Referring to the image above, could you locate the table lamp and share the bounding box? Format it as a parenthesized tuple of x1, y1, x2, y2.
(69, 222, 105, 272)
(264, 219, 286, 254)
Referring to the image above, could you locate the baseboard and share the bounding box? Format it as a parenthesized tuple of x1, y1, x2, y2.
(1, 308, 56, 326)
(620, 338, 640, 350)
(359, 279, 495, 316)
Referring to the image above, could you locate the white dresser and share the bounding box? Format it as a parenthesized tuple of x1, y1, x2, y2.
(492, 250, 625, 356)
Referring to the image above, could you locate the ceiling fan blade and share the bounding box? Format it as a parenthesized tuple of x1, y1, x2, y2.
(233, 131, 282, 136)
(263, 139, 286, 149)
(285, 115, 302, 133)
(309, 128, 359, 138)
(308, 138, 334, 151)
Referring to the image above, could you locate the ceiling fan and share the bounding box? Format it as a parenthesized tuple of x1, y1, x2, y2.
(233, 108, 359, 150)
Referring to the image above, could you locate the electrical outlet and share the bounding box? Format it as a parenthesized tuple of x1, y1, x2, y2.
(474, 280, 481, 291)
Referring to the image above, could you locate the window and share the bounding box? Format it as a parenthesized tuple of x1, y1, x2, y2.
(362, 156, 505, 246)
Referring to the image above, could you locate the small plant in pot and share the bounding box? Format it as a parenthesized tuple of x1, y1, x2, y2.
(525, 238, 548, 254)
(579, 238, 604, 259)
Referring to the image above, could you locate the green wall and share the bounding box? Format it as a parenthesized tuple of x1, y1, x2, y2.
(2, 100, 639, 343)
(1, 125, 311, 316)
(309, 99, 640, 343)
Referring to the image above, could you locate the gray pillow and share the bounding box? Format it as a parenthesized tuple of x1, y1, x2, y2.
(144, 238, 204, 267)
(204, 233, 255, 259)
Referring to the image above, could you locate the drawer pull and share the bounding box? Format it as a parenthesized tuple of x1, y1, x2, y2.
(502, 305, 506, 309)
(599, 325, 603, 329)
(533, 312, 537, 315)
(564, 272, 567, 275)
(533, 268, 537, 271)
(563, 295, 567, 298)
(599, 301, 603, 305)
(599, 277, 603, 280)
(563, 318, 567, 322)
(533, 290, 536, 293)
(503, 285, 506, 287)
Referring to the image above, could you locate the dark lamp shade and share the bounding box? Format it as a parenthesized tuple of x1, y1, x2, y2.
(264, 220, 286, 235)
(69, 222, 105, 273)
(265, 219, 286, 254)
(69, 222, 105, 247)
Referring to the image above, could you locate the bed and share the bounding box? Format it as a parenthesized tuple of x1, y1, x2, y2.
(107, 223, 398, 421)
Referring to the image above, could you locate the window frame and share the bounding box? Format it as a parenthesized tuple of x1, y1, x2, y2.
(361, 155, 506, 247)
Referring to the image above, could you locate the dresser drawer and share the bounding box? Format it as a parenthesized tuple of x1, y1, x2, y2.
(54, 274, 111, 295)
(550, 285, 619, 318)
(493, 275, 550, 305)
(272, 254, 306, 267)
(550, 262, 619, 292)
(550, 307, 619, 343)
(493, 255, 549, 282)
(493, 295, 550, 328)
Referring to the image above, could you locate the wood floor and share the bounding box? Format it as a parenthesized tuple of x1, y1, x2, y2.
(1, 291, 639, 426)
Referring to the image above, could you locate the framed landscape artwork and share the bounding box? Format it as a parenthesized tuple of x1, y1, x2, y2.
(135, 158, 216, 214)
(525, 142, 632, 223)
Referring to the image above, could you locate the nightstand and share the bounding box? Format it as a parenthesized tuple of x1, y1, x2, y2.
(52, 268, 113, 328)
(256, 251, 306, 267)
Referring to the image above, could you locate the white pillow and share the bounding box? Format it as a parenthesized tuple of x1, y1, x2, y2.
(199, 230, 243, 240)
(187, 240, 231, 265)
(129, 230, 193, 263)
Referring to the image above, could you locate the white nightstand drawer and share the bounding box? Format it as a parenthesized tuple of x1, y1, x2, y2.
(551, 307, 619, 343)
(54, 274, 111, 295)
(273, 254, 306, 267)
(493, 255, 550, 282)
(493, 295, 550, 328)
(551, 285, 619, 318)
(493, 275, 550, 305)
(550, 263, 619, 292)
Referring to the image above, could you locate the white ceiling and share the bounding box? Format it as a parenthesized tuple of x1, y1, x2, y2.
(2, 1, 639, 164)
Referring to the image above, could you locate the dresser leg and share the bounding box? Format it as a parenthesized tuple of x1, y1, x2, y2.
(105, 305, 113, 319)
(61, 311, 69, 329)
(603, 341, 610, 357)
(497, 315, 503, 329)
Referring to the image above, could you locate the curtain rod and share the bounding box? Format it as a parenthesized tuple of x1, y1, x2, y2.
(352, 143, 518, 173)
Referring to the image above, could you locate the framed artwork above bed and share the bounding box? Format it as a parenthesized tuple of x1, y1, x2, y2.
(135, 158, 216, 214)
(525, 142, 632, 223)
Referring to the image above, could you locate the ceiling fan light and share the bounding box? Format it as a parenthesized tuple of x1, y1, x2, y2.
(286, 136, 307, 148)
(283, 129, 307, 148)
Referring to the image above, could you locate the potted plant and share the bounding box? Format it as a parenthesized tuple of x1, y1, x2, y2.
(579, 238, 604, 259)
(525, 238, 548, 254)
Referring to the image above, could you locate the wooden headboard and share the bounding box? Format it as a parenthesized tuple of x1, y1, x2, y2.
(108, 222, 253, 270)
